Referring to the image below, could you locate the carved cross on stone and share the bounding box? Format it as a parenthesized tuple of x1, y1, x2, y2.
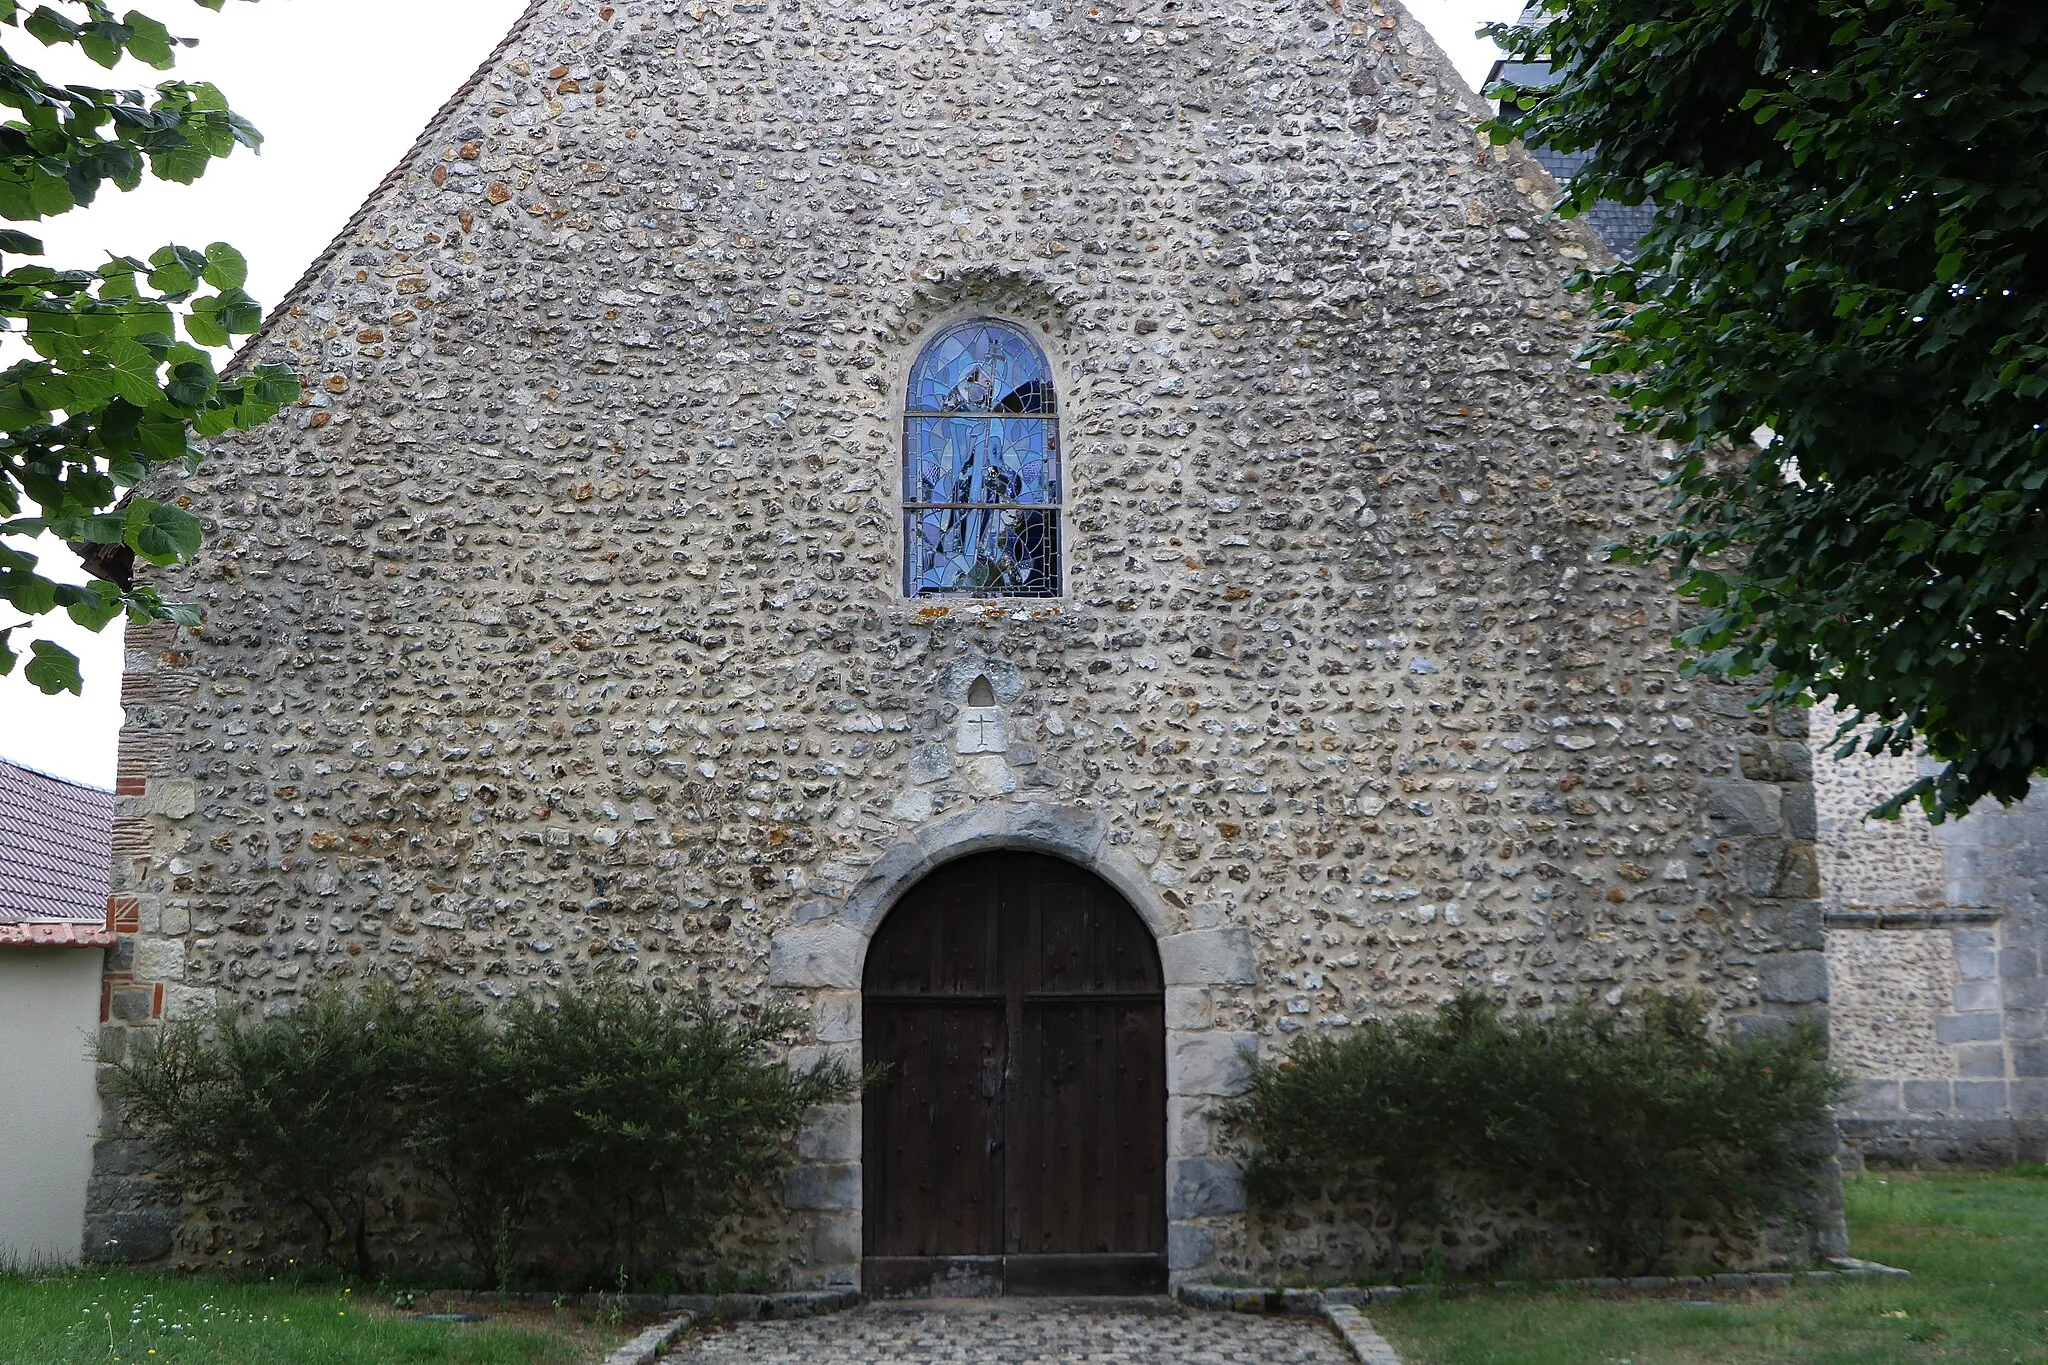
(957, 706, 1007, 755)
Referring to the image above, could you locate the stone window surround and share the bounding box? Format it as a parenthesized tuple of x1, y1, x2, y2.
(886, 306, 1076, 608)
(768, 800, 1255, 1289)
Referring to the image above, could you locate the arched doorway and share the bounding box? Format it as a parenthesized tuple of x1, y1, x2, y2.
(862, 851, 1166, 1295)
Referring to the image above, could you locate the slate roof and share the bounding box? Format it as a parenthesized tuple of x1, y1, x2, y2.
(1486, 19, 1657, 261)
(0, 756, 114, 928)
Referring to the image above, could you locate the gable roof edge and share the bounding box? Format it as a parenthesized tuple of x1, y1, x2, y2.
(224, 0, 552, 381)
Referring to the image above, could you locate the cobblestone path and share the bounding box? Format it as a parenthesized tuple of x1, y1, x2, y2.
(672, 1298, 1354, 1364)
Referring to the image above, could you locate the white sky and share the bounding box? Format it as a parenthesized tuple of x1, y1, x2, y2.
(0, 0, 1520, 790)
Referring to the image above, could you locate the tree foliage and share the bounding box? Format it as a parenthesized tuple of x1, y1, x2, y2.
(1486, 1, 2048, 819)
(0, 0, 298, 696)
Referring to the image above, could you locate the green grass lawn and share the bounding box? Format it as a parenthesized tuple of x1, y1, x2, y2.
(0, 1274, 641, 1365)
(1371, 1171, 2048, 1364)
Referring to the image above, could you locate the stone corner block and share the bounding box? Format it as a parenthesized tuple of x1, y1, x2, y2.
(1757, 951, 1828, 1005)
(1701, 778, 1784, 837)
(1900, 1079, 1952, 1114)
(1954, 1080, 2009, 1111)
(1848, 1079, 1902, 1114)
(809, 1211, 862, 1266)
(1774, 843, 1821, 899)
(1169, 1031, 1257, 1097)
(82, 1209, 179, 1264)
(135, 779, 197, 820)
(797, 1103, 862, 1162)
(1167, 1156, 1245, 1219)
(1158, 927, 1255, 987)
(1166, 1220, 1217, 1272)
(1934, 1011, 2002, 1045)
(782, 1161, 861, 1212)
(768, 923, 865, 989)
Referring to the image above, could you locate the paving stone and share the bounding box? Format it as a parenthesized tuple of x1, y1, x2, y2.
(668, 1300, 1355, 1365)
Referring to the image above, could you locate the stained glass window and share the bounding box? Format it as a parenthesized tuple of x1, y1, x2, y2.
(903, 319, 1061, 597)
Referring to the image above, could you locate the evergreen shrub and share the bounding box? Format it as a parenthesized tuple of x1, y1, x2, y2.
(1218, 993, 1846, 1276)
(104, 988, 411, 1278)
(104, 983, 860, 1288)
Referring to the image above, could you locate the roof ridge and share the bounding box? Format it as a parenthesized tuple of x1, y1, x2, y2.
(0, 752, 114, 796)
(224, 0, 553, 381)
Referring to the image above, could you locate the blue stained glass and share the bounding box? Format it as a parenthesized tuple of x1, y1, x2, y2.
(903, 319, 1061, 598)
(907, 508, 1061, 597)
(906, 321, 1057, 415)
(906, 417, 1058, 506)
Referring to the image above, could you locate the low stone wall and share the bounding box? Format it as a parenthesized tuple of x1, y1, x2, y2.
(1214, 1175, 1834, 1285)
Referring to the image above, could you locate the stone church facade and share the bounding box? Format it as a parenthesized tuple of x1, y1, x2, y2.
(88, 0, 1832, 1287)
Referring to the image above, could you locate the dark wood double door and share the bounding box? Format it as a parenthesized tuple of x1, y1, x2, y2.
(863, 852, 1167, 1296)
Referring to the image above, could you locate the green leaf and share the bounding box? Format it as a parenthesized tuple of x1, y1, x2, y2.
(2, 565, 58, 614)
(98, 334, 161, 405)
(164, 360, 216, 408)
(183, 301, 229, 347)
(23, 5, 82, 47)
(61, 580, 124, 629)
(136, 412, 190, 461)
(78, 21, 129, 69)
(0, 228, 44, 254)
(212, 285, 260, 333)
(148, 256, 197, 295)
(124, 497, 201, 565)
(200, 241, 245, 290)
(147, 138, 214, 185)
(58, 511, 130, 544)
(28, 163, 75, 216)
(122, 10, 177, 69)
(23, 638, 83, 695)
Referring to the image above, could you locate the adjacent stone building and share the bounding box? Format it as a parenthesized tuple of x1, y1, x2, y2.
(88, 0, 1834, 1287)
(1816, 709, 2048, 1167)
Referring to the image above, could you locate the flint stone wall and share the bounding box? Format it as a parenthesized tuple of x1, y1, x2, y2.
(90, 0, 1830, 1283)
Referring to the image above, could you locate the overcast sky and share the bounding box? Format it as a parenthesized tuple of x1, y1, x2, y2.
(0, 0, 1522, 790)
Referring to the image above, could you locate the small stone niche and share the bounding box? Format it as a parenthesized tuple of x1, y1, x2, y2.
(957, 675, 1007, 754)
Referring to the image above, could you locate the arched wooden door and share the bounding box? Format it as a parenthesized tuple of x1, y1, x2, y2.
(862, 851, 1166, 1296)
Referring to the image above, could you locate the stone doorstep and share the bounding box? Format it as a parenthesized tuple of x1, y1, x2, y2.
(1171, 1287, 1405, 1364)
(440, 1286, 862, 1321)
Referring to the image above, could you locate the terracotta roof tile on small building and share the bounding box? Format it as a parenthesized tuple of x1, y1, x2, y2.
(0, 756, 114, 928)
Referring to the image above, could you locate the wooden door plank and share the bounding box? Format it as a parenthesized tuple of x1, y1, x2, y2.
(862, 1002, 1006, 1258)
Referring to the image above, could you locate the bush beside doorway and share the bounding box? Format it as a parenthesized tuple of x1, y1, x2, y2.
(1219, 993, 1846, 1278)
(102, 983, 860, 1291)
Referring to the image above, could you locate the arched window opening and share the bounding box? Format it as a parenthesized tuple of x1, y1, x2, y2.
(903, 320, 1060, 597)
